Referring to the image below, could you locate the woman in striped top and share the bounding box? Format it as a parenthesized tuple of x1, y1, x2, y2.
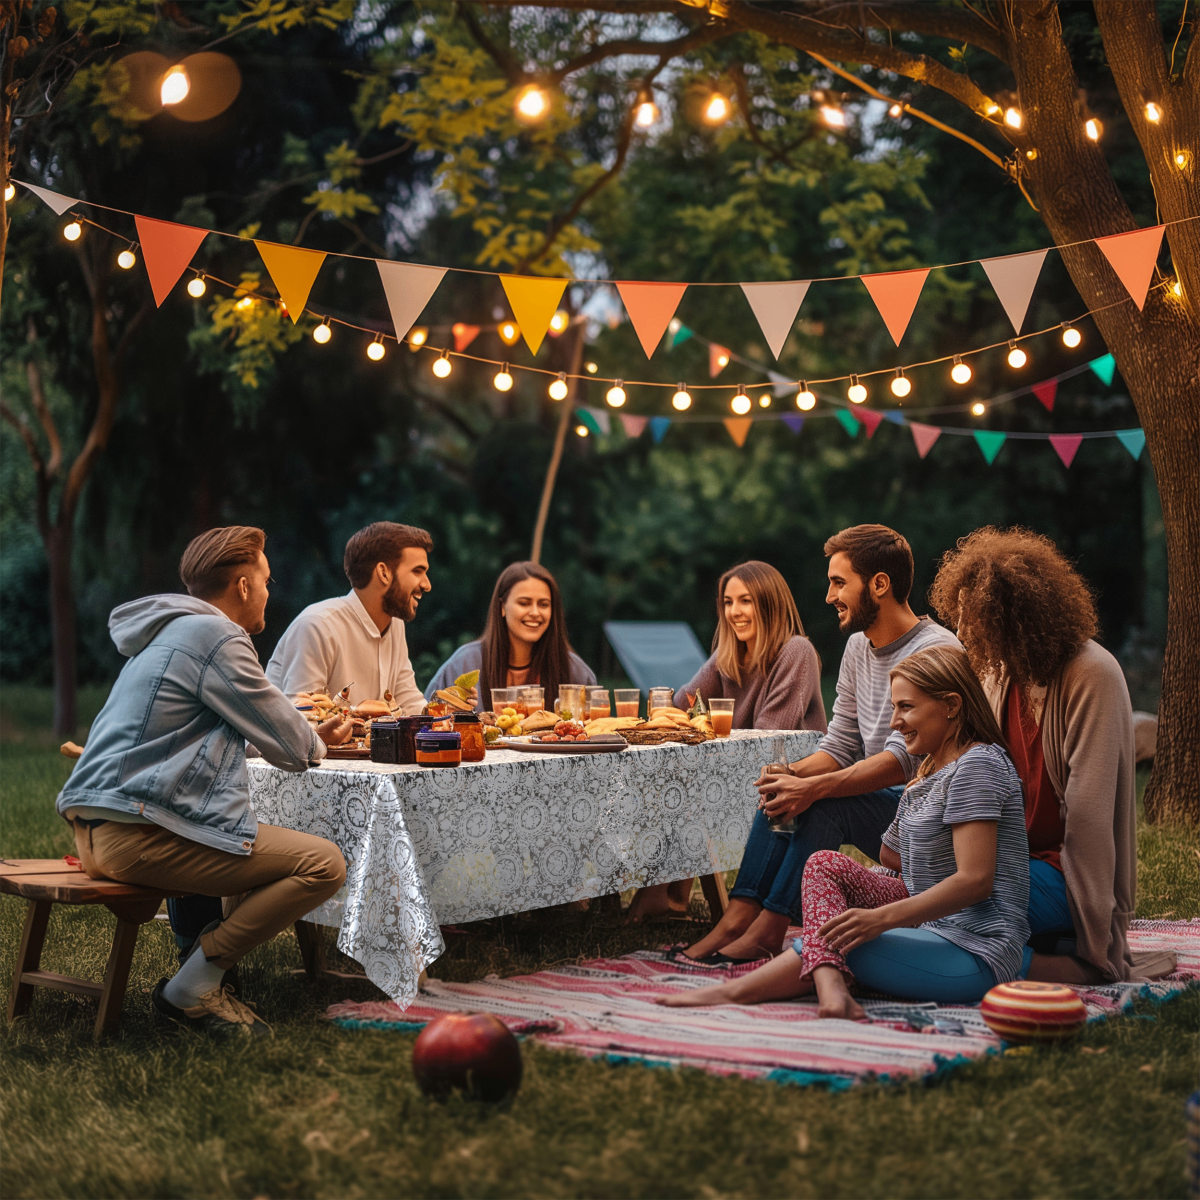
(659, 646, 1030, 1018)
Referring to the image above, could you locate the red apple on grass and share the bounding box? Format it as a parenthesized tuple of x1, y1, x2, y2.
(412, 1013, 523, 1101)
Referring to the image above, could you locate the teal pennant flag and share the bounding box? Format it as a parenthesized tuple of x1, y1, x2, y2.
(1115, 428, 1145, 460)
(649, 416, 671, 443)
(1088, 354, 1116, 386)
(974, 430, 1007, 464)
(835, 410, 861, 438)
(575, 408, 602, 436)
(670, 324, 693, 349)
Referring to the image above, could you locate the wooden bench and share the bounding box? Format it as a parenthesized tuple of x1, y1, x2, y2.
(1, 859, 182, 1039)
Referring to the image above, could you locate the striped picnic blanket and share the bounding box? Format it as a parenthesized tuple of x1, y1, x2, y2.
(325, 919, 1199, 1087)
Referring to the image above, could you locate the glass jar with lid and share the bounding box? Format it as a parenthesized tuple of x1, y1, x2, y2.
(453, 712, 486, 762)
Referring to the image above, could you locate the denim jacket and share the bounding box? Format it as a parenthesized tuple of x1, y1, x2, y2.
(57, 595, 325, 855)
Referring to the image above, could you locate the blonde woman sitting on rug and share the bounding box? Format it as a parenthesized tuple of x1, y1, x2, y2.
(659, 646, 1030, 1018)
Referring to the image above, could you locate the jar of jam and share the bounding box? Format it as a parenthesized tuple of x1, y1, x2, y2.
(415, 730, 462, 768)
(453, 713, 486, 762)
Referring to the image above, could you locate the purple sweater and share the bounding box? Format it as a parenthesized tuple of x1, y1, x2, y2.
(674, 636, 827, 733)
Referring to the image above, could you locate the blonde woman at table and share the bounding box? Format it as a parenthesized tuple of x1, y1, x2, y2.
(625, 561, 827, 924)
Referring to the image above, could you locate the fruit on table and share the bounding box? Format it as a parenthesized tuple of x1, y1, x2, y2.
(412, 1013, 523, 1102)
(495, 707, 524, 734)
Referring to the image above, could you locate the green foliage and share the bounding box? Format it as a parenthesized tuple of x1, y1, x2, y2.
(218, 0, 355, 36)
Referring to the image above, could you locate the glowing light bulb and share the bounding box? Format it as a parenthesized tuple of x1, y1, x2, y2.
(847, 376, 867, 404)
(63, 220, 82, 241)
(703, 92, 730, 124)
(515, 84, 548, 122)
(888, 102, 903, 119)
(731, 388, 752, 415)
(635, 98, 659, 128)
(971, 401, 986, 417)
(187, 276, 206, 298)
(1175, 150, 1191, 168)
(235, 296, 254, 311)
(367, 338, 386, 361)
(432, 351, 452, 377)
(548, 309, 569, 334)
(1085, 118, 1102, 141)
(950, 355, 972, 385)
(1006, 340, 1027, 369)
(890, 370, 911, 399)
(575, 424, 589, 437)
(1144, 102, 1162, 123)
(606, 381, 626, 407)
(1004, 107, 1022, 130)
(672, 385, 692, 411)
(585, 361, 598, 374)
(494, 364, 513, 392)
(1025, 148, 1038, 160)
(312, 321, 331, 344)
(548, 372, 568, 401)
(758, 392, 772, 408)
(498, 321, 520, 347)
(3, 182, 14, 202)
(984, 101, 1001, 117)
(820, 105, 846, 128)
(409, 326, 428, 350)
(716, 352, 729, 370)
(1172, 279, 1182, 297)
(117, 247, 136, 269)
(796, 385, 816, 411)
(160, 65, 190, 106)
(1061, 324, 1082, 349)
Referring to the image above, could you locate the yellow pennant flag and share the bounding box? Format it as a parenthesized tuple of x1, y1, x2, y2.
(254, 241, 327, 323)
(500, 275, 568, 355)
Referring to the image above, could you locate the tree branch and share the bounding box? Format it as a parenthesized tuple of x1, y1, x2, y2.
(458, 1, 525, 85)
(0, 400, 52, 540)
(24, 322, 61, 480)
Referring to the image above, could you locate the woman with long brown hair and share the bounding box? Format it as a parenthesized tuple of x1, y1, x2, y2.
(424, 561, 595, 711)
(660, 646, 1031, 1015)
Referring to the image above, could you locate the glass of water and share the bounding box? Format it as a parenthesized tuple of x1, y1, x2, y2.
(764, 735, 797, 834)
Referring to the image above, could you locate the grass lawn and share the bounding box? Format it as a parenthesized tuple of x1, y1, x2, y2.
(0, 687, 1197, 1199)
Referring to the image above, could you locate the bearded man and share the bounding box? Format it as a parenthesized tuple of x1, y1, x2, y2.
(267, 522, 432, 714)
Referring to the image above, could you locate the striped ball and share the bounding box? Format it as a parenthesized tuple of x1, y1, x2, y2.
(980, 981, 1087, 1043)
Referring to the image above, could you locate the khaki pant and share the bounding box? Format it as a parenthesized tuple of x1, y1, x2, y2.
(73, 820, 346, 970)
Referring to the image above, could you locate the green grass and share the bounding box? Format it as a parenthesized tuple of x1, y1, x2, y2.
(1, 693, 1197, 1199)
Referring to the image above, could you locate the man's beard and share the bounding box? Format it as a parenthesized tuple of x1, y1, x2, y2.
(382, 577, 419, 621)
(841, 589, 879, 635)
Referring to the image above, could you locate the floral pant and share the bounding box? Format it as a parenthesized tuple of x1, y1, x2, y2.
(797, 850, 909, 981)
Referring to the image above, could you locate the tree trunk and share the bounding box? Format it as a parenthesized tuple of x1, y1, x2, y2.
(46, 523, 78, 736)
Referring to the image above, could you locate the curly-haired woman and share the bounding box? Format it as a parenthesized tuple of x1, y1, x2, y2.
(929, 527, 1147, 984)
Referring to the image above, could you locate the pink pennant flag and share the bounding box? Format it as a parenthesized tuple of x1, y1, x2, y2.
(909, 422, 941, 459)
(859, 268, 929, 345)
(452, 323, 480, 352)
(376, 260, 446, 341)
(619, 413, 648, 438)
(615, 282, 688, 358)
(1094, 225, 1165, 311)
(979, 249, 1048, 336)
(859, 408, 884, 439)
(134, 215, 209, 307)
(709, 343, 731, 378)
(1049, 433, 1083, 468)
(1031, 379, 1058, 411)
(739, 280, 812, 359)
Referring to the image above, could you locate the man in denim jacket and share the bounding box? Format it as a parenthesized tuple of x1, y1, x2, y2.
(58, 527, 350, 1036)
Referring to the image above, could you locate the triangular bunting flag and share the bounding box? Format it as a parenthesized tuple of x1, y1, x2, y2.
(649, 416, 671, 443)
(859, 409, 884, 439)
(768, 371, 796, 399)
(452, 322, 480, 352)
(1115, 429, 1145, 460)
(1031, 379, 1058, 411)
(1094, 225, 1165, 311)
(574, 408, 602, 436)
(909, 422, 941, 459)
(1049, 433, 1083, 468)
(500, 275, 568, 355)
(616, 281, 688, 358)
(709, 343, 731, 378)
(254, 240, 326, 323)
(835, 410, 860, 438)
(670, 323, 693, 349)
(619, 413, 648, 438)
(781, 415, 805, 435)
(1088, 354, 1116, 386)
(883, 410, 907, 425)
(723, 417, 753, 447)
(974, 430, 1007, 464)
(740, 280, 812, 359)
(860, 268, 930, 345)
(979, 250, 1048, 336)
(134, 216, 209, 307)
(584, 405, 611, 435)
(18, 180, 78, 215)
(376, 260, 446, 342)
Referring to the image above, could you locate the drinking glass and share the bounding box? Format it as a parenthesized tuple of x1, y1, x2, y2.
(764, 735, 797, 834)
(648, 687, 674, 714)
(587, 686, 611, 721)
(519, 685, 544, 716)
(556, 684, 586, 722)
(614, 689, 640, 719)
(708, 698, 735, 738)
(491, 687, 517, 714)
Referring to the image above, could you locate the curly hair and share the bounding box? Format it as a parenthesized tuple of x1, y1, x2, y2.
(928, 527, 1098, 689)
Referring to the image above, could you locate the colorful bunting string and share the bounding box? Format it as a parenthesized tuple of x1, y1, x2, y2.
(974, 430, 1007, 464)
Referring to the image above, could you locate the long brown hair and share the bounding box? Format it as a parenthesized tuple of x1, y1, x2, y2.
(713, 561, 808, 686)
(889, 646, 1008, 779)
(478, 562, 575, 707)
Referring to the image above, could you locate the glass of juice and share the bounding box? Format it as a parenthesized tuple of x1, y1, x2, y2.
(519, 685, 544, 716)
(614, 689, 640, 719)
(587, 687, 611, 721)
(708, 697, 735, 738)
(648, 687, 674, 714)
(557, 684, 585, 722)
(491, 687, 517, 714)
(764, 735, 797, 833)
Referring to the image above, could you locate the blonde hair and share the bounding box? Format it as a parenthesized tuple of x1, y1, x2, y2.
(889, 645, 1007, 779)
(713, 561, 807, 685)
(179, 526, 265, 599)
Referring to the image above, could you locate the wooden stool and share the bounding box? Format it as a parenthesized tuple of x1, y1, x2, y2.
(1, 859, 180, 1039)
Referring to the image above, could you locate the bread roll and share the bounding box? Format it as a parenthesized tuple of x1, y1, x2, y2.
(352, 699, 393, 718)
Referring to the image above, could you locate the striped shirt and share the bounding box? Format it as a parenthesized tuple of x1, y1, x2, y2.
(818, 616, 961, 780)
(882, 743, 1030, 983)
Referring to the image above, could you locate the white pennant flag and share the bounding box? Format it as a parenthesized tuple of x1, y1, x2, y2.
(376, 260, 447, 342)
(17, 180, 78, 215)
(768, 370, 797, 398)
(979, 249, 1048, 336)
(740, 280, 812, 359)
(584, 405, 611, 435)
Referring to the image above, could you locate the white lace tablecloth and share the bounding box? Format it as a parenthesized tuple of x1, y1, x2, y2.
(248, 729, 821, 1008)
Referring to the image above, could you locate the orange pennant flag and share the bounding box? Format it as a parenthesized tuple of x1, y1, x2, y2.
(1094, 225, 1165, 311)
(616, 281, 689, 358)
(500, 275, 567, 355)
(859, 268, 930, 346)
(254, 241, 327, 323)
(135, 216, 208, 307)
(723, 417, 753, 447)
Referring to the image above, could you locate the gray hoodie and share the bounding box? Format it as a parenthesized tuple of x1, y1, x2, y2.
(57, 594, 325, 855)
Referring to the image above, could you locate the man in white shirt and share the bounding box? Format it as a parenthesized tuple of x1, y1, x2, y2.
(266, 522, 432, 714)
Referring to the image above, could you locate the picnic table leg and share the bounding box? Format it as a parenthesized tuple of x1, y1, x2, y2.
(698, 872, 729, 919)
(8, 899, 51, 1022)
(295, 920, 327, 978)
(94, 917, 142, 1040)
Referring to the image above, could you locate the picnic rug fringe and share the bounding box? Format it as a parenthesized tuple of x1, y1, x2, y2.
(324, 919, 1199, 1088)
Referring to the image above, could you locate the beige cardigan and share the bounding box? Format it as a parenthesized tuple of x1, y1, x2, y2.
(984, 640, 1138, 981)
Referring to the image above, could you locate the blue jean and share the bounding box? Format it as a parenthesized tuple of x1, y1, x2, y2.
(730, 786, 904, 920)
(1027, 856, 1075, 958)
(792, 927, 998, 1004)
